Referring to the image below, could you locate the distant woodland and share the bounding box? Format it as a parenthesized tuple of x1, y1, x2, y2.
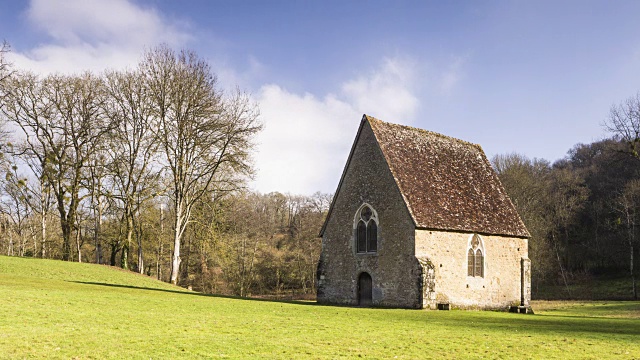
(494, 139, 640, 299)
(0, 42, 638, 300)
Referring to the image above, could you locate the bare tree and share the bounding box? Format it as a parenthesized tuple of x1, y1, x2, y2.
(0, 72, 111, 261)
(605, 94, 640, 299)
(0, 73, 53, 257)
(548, 167, 589, 297)
(140, 45, 261, 285)
(103, 69, 161, 272)
(616, 179, 640, 300)
(605, 93, 640, 157)
(0, 165, 33, 256)
(3, 151, 54, 258)
(492, 153, 556, 289)
(86, 158, 108, 264)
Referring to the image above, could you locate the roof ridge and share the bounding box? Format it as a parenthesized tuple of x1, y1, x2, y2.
(364, 114, 482, 150)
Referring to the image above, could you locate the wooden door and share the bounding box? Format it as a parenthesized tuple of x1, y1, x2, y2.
(358, 272, 372, 306)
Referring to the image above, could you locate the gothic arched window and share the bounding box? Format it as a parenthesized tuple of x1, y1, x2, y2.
(355, 205, 378, 253)
(467, 234, 484, 278)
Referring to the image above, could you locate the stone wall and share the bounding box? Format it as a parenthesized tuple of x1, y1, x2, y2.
(415, 229, 529, 309)
(317, 120, 421, 308)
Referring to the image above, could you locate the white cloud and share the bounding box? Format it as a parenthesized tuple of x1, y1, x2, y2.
(8, 0, 191, 74)
(252, 58, 421, 195)
(342, 58, 420, 123)
(252, 86, 358, 195)
(4, 1, 430, 196)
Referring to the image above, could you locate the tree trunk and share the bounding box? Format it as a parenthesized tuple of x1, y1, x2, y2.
(625, 205, 637, 300)
(61, 217, 71, 261)
(157, 204, 164, 280)
(40, 208, 46, 258)
(553, 234, 571, 298)
(170, 202, 184, 285)
(182, 233, 192, 288)
(95, 199, 103, 264)
(31, 225, 37, 257)
(239, 236, 246, 297)
(18, 230, 26, 257)
(7, 229, 13, 256)
(58, 188, 77, 262)
(95, 220, 102, 265)
(110, 243, 119, 266)
(121, 243, 129, 270)
(631, 241, 637, 300)
(121, 211, 133, 270)
(629, 219, 637, 300)
(40, 180, 48, 259)
(156, 244, 162, 280)
(136, 217, 144, 274)
(137, 245, 144, 275)
(76, 227, 82, 263)
(170, 225, 182, 285)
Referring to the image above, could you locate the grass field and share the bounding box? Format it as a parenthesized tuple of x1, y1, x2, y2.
(1, 256, 639, 359)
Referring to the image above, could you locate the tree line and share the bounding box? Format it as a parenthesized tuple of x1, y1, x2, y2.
(0, 43, 330, 298)
(2, 41, 639, 300)
(494, 95, 640, 299)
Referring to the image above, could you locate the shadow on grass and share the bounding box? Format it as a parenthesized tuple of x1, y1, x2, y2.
(495, 314, 640, 336)
(68, 281, 318, 306)
(401, 311, 640, 337)
(67, 281, 640, 337)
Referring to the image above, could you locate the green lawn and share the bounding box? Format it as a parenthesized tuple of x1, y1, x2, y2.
(1, 256, 639, 359)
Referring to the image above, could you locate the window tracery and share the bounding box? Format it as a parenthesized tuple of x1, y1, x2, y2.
(467, 234, 484, 277)
(355, 204, 378, 253)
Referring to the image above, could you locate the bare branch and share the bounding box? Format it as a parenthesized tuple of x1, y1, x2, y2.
(605, 92, 640, 157)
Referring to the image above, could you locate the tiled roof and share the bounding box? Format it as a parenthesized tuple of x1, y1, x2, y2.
(367, 115, 529, 238)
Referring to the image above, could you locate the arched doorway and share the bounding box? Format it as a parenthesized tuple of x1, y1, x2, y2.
(358, 272, 372, 306)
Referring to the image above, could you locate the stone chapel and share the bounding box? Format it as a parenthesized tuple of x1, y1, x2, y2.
(316, 115, 531, 310)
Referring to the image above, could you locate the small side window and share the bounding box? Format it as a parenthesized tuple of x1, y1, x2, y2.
(467, 234, 484, 278)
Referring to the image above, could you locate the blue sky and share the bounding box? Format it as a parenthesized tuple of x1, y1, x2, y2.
(2, 0, 640, 194)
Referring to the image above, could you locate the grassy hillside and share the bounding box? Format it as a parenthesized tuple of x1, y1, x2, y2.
(0, 256, 185, 291)
(1, 256, 639, 359)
